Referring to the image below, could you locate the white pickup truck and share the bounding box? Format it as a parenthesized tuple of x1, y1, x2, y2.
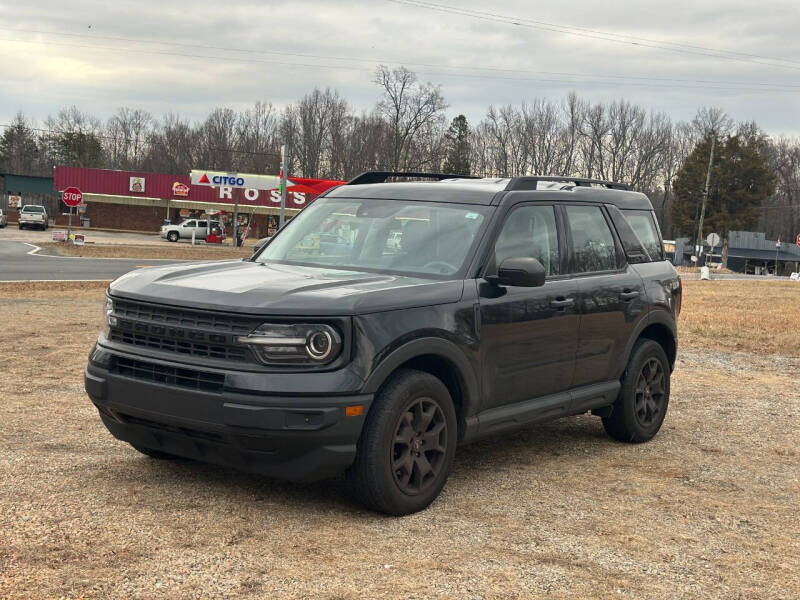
(18, 205, 48, 230)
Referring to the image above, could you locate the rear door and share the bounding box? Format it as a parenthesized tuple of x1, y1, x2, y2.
(180, 220, 196, 238)
(479, 203, 579, 410)
(563, 204, 647, 387)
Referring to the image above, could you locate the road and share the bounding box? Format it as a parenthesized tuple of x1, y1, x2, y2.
(0, 240, 184, 281)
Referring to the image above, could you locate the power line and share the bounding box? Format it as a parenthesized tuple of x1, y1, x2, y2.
(3, 26, 799, 89)
(386, 0, 800, 72)
(1, 36, 799, 94)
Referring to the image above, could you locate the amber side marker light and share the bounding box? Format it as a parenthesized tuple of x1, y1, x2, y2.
(345, 405, 365, 417)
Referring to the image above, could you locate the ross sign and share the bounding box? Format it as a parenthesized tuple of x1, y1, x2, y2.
(129, 177, 146, 193)
(73, 233, 85, 246)
(172, 181, 190, 197)
(8, 195, 21, 209)
(190, 169, 282, 190)
(62, 187, 83, 207)
(52, 230, 66, 241)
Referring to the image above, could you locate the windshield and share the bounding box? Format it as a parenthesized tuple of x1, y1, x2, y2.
(22, 206, 45, 213)
(256, 198, 491, 277)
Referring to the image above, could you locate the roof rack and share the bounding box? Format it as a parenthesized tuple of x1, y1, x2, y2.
(347, 171, 480, 185)
(505, 176, 631, 191)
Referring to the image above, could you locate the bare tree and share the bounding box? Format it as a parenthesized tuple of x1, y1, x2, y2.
(105, 107, 152, 170)
(374, 65, 447, 170)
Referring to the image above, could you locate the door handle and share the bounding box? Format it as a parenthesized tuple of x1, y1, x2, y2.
(620, 290, 640, 301)
(550, 297, 574, 309)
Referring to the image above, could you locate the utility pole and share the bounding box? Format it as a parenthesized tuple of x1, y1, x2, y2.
(695, 133, 716, 261)
(279, 143, 288, 229)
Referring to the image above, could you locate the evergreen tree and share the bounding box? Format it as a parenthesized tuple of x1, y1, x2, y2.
(0, 112, 39, 174)
(443, 114, 471, 175)
(671, 134, 774, 239)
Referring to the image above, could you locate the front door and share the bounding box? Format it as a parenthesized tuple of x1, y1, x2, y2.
(479, 204, 579, 411)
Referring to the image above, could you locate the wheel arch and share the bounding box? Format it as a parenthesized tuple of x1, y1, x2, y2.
(621, 311, 677, 377)
(361, 337, 479, 441)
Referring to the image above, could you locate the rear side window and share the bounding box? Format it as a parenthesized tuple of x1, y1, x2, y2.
(623, 210, 664, 261)
(565, 205, 619, 273)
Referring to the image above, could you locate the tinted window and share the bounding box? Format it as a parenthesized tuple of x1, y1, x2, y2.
(182, 220, 196, 227)
(22, 206, 45, 213)
(197, 221, 208, 228)
(624, 210, 664, 261)
(489, 205, 560, 276)
(565, 205, 618, 273)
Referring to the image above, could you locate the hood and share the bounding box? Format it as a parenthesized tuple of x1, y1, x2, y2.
(109, 260, 465, 315)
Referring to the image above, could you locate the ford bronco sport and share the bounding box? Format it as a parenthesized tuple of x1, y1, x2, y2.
(85, 172, 681, 515)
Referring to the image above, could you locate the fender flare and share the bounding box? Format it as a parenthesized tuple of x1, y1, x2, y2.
(362, 337, 480, 420)
(615, 309, 677, 379)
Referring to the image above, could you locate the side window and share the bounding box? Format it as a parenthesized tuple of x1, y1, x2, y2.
(565, 205, 619, 273)
(183, 220, 196, 228)
(197, 220, 208, 228)
(623, 210, 664, 261)
(489, 205, 560, 276)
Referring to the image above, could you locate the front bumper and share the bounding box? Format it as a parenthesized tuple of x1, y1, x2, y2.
(85, 359, 373, 482)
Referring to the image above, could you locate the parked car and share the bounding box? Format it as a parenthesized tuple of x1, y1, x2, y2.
(18, 205, 48, 230)
(160, 219, 224, 242)
(0, 209, 7, 228)
(86, 172, 680, 515)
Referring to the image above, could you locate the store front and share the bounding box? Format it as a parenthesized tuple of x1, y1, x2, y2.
(53, 166, 345, 235)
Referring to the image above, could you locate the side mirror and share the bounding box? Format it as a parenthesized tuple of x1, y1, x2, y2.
(493, 257, 546, 287)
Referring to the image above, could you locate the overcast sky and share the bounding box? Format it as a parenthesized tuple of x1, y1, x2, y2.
(1, 0, 799, 135)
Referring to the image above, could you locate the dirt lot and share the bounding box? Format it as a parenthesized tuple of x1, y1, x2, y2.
(1, 280, 798, 599)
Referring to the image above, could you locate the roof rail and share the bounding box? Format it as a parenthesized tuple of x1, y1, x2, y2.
(505, 176, 631, 191)
(347, 171, 480, 185)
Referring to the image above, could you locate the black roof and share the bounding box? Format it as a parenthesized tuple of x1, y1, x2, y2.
(326, 173, 654, 210)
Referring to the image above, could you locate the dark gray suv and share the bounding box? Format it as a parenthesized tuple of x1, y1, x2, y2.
(85, 173, 681, 515)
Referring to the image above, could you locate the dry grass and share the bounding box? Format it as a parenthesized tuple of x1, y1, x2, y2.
(0, 281, 798, 599)
(39, 241, 255, 260)
(679, 280, 800, 356)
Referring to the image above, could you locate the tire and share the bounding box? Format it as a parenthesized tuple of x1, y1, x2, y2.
(130, 444, 181, 460)
(167, 231, 179, 243)
(603, 339, 670, 443)
(346, 369, 457, 515)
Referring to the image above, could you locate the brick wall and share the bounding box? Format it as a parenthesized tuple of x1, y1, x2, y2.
(76, 202, 168, 231)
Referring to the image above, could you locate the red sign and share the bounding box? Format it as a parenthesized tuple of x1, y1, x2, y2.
(172, 182, 190, 197)
(62, 187, 83, 207)
(796, 233, 800, 248)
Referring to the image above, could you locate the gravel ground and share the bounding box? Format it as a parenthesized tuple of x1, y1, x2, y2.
(1, 282, 798, 599)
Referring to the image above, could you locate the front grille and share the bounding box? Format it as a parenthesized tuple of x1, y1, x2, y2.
(111, 356, 225, 393)
(110, 328, 247, 361)
(114, 300, 255, 334)
(109, 299, 258, 363)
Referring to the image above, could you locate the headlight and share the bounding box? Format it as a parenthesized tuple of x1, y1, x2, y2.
(102, 296, 116, 335)
(237, 323, 342, 365)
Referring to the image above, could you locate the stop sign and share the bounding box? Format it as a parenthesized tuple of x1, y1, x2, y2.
(797, 233, 800, 248)
(62, 187, 83, 207)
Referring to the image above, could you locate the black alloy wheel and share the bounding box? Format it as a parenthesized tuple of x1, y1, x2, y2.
(633, 357, 666, 428)
(602, 339, 670, 443)
(346, 369, 457, 515)
(391, 397, 448, 496)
